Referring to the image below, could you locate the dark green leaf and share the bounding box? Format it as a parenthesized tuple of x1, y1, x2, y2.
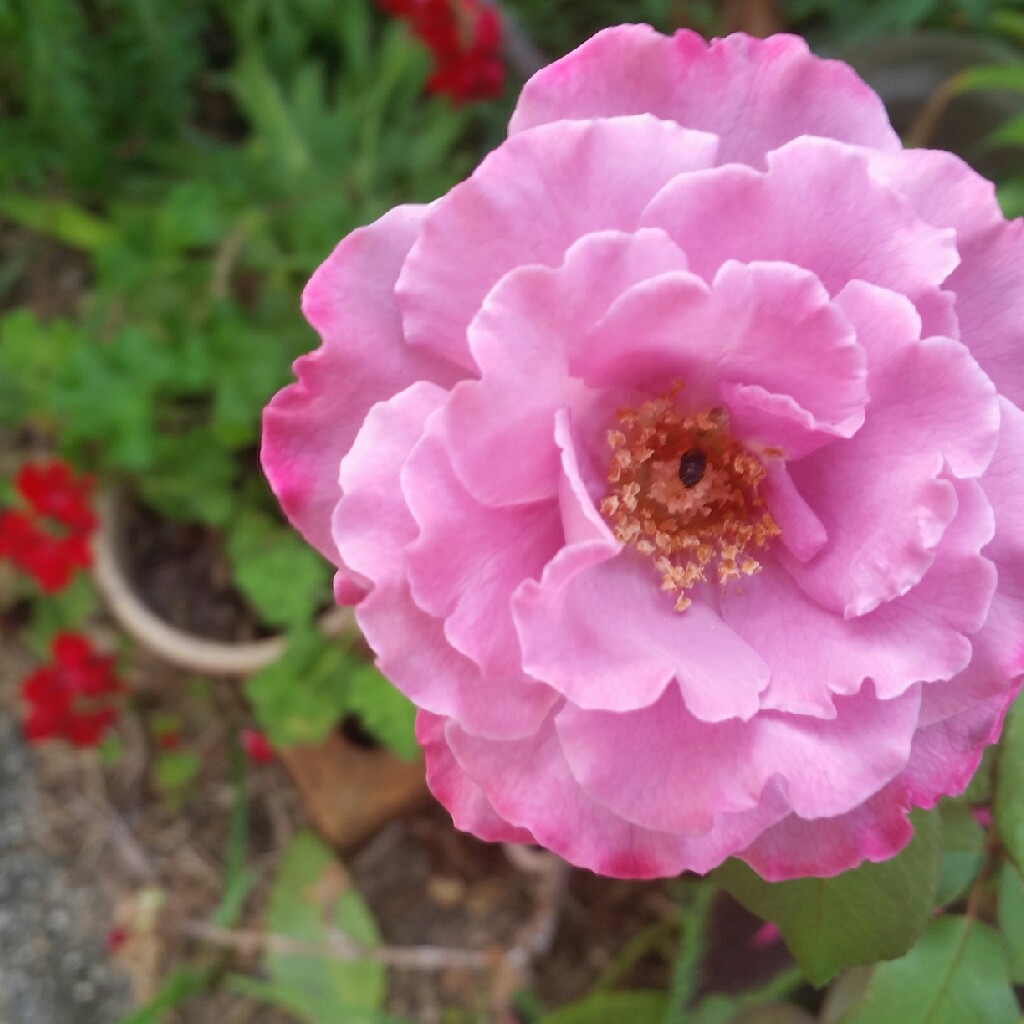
(715, 810, 940, 985)
(994, 693, 1024, 873)
(936, 800, 985, 907)
(997, 864, 1024, 983)
(997, 178, 1024, 218)
(830, 917, 1017, 1024)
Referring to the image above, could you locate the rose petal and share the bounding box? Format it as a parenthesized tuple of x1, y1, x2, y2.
(443, 228, 689, 506)
(358, 583, 558, 740)
(418, 712, 537, 843)
(333, 382, 447, 589)
(787, 283, 999, 618)
(405, 424, 561, 679)
(641, 137, 959, 301)
(398, 117, 717, 370)
(514, 547, 770, 721)
(263, 206, 462, 569)
(510, 27, 899, 165)
(578, 259, 867, 447)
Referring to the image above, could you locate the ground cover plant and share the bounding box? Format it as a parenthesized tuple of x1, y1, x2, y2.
(2, 0, 1024, 1021)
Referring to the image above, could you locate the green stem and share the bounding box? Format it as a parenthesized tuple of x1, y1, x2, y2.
(662, 880, 716, 1024)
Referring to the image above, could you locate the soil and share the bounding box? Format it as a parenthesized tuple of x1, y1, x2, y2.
(121, 496, 275, 643)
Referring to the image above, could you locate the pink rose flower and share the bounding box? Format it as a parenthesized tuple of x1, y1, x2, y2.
(262, 26, 1024, 880)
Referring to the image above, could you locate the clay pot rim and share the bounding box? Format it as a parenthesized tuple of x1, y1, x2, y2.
(92, 490, 353, 677)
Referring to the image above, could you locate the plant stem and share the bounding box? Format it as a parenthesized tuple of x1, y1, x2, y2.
(662, 880, 716, 1024)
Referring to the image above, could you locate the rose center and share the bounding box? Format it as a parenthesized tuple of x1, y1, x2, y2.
(600, 386, 781, 611)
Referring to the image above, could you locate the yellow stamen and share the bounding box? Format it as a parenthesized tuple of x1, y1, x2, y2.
(599, 385, 781, 611)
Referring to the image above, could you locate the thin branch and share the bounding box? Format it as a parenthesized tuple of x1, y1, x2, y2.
(175, 919, 496, 972)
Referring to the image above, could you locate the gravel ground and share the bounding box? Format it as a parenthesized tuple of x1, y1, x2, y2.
(0, 714, 131, 1024)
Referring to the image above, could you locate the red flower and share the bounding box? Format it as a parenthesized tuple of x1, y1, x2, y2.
(22, 632, 121, 747)
(16, 462, 97, 531)
(0, 460, 97, 592)
(378, 0, 504, 103)
(242, 728, 275, 764)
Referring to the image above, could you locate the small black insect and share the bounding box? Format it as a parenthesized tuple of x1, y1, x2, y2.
(677, 447, 707, 489)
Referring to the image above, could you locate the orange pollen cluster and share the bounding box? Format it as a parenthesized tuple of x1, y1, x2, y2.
(599, 388, 781, 611)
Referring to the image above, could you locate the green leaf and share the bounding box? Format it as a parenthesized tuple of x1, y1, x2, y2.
(155, 181, 226, 252)
(342, 663, 419, 760)
(231, 50, 310, 179)
(0, 193, 111, 251)
(265, 831, 385, 1024)
(26, 572, 98, 653)
(137, 428, 238, 525)
(935, 801, 985, 907)
(715, 810, 940, 985)
(245, 630, 352, 747)
(994, 692, 1024, 873)
(112, 964, 216, 1024)
(0, 309, 81, 426)
(154, 750, 201, 796)
(829, 917, 1017, 1024)
(226, 511, 331, 629)
(997, 863, 1024, 983)
(993, 9, 1024, 44)
(997, 177, 1024, 219)
(730, 1008, 816, 1024)
(987, 110, 1024, 148)
(536, 991, 668, 1024)
(953, 63, 1024, 94)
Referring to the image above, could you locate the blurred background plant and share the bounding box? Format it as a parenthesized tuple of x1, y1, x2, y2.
(0, 1, 1023, 1022)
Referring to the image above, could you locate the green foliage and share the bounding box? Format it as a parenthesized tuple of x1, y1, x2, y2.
(824, 917, 1018, 1024)
(780, 0, 1024, 43)
(997, 864, 1024, 983)
(226, 510, 332, 629)
(935, 800, 985, 906)
(258, 830, 385, 1024)
(0, 0, 208, 193)
(112, 965, 219, 1024)
(994, 693, 1024, 873)
(0, 0, 488, 748)
(715, 810, 940, 985)
(26, 572, 98, 654)
(153, 749, 203, 802)
(244, 628, 416, 756)
(535, 991, 668, 1024)
(340, 661, 420, 760)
